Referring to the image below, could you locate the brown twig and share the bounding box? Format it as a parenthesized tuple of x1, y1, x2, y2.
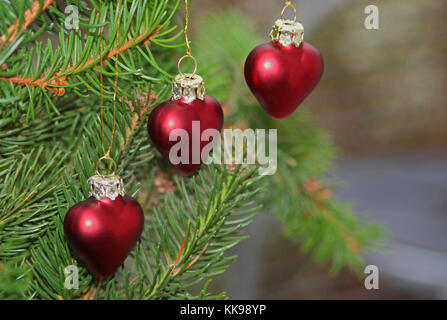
(0, 27, 161, 95)
(304, 178, 360, 253)
(154, 172, 176, 194)
(305, 178, 334, 201)
(79, 277, 102, 300)
(171, 230, 188, 275)
(129, 276, 138, 286)
(122, 89, 158, 150)
(0, 0, 55, 46)
(66, 27, 161, 75)
(183, 243, 209, 272)
(320, 207, 360, 253)
(0, 73, 69, 96)
(171, 232, 209, 276)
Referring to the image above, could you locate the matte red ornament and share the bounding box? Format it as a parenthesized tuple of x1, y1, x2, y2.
(147, 61, 223, 179)
(244, 18, 324, 119)
(148, 93, 223, 175)
(64, 179, 144, 277)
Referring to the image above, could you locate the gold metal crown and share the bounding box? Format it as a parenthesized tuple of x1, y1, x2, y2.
(88, 174, 125, 200)
(171, 55, 206, 103)
(172, 73, 205, 103)
(270, 19, 304, 47)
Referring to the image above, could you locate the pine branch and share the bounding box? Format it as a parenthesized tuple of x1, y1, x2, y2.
(0, 3, 387, 301)
(23, 96, 155, 299)
(0, 0, 181, 121)
(132, 165, 264, 300)
(0, 27, 161, 96)
(0, 257, 31, 299)
(195, 9, 386, 274)
(0, 0, 55, 48)
(1, 0, 260, 301)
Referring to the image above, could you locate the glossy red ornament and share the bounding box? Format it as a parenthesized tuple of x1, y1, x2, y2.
(244, 41, 324, 119)
(64, 195, 144, 277)
(148, 94, 223, 175)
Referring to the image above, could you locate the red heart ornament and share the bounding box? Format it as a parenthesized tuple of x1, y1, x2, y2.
(64, 195, 144, 277)
(244, 41, 324, 119)
(148, 94, 223, 175)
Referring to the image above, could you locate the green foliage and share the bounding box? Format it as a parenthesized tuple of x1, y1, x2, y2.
(0, 0, 181, 121)
(195, 10, 386, 273)
(0, 2, 385, 300)
(0, 0, 267, 299)
(0, 256, 30, 299)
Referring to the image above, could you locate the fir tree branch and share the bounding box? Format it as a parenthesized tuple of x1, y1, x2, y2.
(0, 0, 180, 120)
(135, 166, 264, 300)
(0, 73, 68, 96)
(79, 278, 101, 300)
(0, 3, 387, 301)
(0, 27, 161, 95)
(303, 178, 360, 253)
(195, 10, 386, 274)
(122, 89, 158, 151)
(0, 0, 55, 48)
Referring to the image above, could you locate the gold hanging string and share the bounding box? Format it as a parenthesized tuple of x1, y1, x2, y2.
(177, 0, 196, 75)
(99, 0, 104, 155)
(184, 0, 192, 56)
(97, 0, 124, 175)
(282, 0, 297, 22)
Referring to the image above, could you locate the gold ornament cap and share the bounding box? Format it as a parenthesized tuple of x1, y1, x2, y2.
(172, 55, 206, 103)
(172, 73, 205, 103)
(88, 174, 125, 200)
(270, 19, 304, 47)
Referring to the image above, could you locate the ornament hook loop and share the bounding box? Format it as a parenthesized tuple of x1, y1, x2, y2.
(281, 3, 297, 22)
(178, 54, 198, 76)
(95, 155, 117, 176)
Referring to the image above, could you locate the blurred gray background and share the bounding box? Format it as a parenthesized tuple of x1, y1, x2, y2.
(194, 0, 447, 299)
